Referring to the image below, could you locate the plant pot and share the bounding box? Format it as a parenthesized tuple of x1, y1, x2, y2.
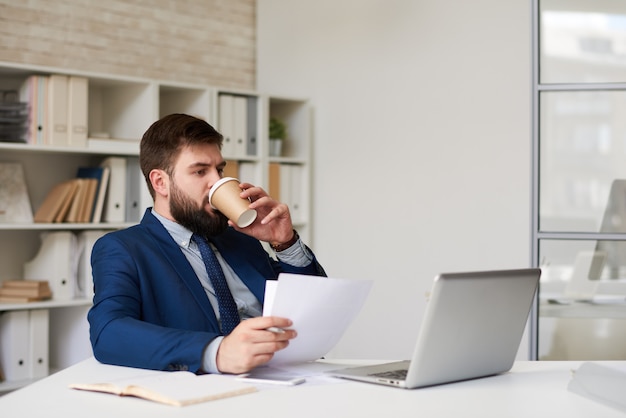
(269, 138, 283, 157)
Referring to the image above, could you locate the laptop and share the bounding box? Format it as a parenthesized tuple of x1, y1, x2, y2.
(326, 268, 541, 389)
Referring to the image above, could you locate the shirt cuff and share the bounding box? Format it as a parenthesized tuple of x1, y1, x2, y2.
(275, 237, 313, 267)
(202, 336, 224, 374)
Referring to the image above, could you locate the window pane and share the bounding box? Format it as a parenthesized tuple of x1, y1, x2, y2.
(540, 0, 626, 84)
(539, 91, 626, 232)
(538, 239, 626, 360)
(539, 239, 626, 285)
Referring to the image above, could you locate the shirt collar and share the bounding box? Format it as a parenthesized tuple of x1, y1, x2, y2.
(151, 209, 194, 249)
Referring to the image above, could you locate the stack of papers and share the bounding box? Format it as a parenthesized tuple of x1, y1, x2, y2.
(263, 273, 373, 365)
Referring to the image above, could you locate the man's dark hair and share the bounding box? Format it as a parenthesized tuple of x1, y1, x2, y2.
(139, 113, 223, 198)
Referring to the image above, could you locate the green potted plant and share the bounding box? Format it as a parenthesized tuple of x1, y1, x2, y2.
(269, 117, 286, 156)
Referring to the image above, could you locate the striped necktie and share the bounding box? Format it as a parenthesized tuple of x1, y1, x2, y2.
(192, 234, 240, 334)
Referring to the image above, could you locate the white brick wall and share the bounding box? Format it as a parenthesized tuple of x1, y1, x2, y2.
(0, 0, 256, 89)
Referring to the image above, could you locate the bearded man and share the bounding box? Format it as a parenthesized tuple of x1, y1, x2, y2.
(88, 114, 325, 375)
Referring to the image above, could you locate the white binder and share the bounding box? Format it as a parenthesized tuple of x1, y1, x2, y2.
(278, 164, 305, 224)
(246, 97, 258, 156)
(232, 95, 248, 157)
(218, 94, 235, 157)
(0, 310, 30, 381)
(28, 309, 49, 379)
(46, 74, 69, 146)
(238, 161, 258, 184)
(100, 157, 127, 223)
(287, 164, 305, 224)
(67, 76, 88, 147)
(23, 231, 77, 301)
(124, 157, 151, 223)
(76, 230, 108, 299)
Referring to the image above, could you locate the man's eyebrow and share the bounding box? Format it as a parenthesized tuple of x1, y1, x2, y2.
(187, 160, 226, 170)
(188, 162, 211, 169)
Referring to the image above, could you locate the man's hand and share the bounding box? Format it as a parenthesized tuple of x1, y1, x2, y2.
(215, 316, 296, 374)
(228, 183, 294, 245)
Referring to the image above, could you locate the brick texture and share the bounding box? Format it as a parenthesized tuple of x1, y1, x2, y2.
(0, 0, 256, 89)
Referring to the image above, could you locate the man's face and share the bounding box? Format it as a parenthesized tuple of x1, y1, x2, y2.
(168, 144, 229, 237)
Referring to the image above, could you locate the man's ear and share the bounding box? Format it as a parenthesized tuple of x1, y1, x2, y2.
(150, 169, 169, 198)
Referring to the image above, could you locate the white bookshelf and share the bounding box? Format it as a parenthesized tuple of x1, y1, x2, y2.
(0, 61, 312, 391)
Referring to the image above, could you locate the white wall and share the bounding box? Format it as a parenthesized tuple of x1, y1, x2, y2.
(258, 0, 532, 360)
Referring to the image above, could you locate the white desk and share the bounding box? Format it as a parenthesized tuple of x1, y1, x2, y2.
(1, 357, 623, 417)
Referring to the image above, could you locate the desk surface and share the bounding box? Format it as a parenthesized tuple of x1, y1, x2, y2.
(1, 357, 624, 417)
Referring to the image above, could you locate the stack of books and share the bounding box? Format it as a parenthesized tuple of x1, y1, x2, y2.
(0, 90, 28, 143)
(33, 165, 110, 224)
(0, 280, 52, 303)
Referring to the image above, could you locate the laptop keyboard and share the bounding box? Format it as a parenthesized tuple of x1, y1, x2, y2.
(369, 369, 408, 380)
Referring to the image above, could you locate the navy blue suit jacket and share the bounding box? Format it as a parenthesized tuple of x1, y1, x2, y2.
(88, 209, 325, 372)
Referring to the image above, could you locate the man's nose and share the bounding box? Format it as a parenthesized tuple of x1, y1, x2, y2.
(207, 169, 223, 188)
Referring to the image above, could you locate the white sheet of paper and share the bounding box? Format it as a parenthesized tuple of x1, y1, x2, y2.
(263, 273, 372, 365)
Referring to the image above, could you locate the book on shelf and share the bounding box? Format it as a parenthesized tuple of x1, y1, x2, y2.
(0, 294, 50, 303)
(0, 162, 34, 223)
(34, 179, 79, 223)
(92, 166, 110, 223)
(64, 178, 91, 223)
(69, 371, 257, 407)
(52, 182, 79, 222)
(76, 166, 109, 222)
(34, 164, 111, 224)
(0, 280, 52, 303)
(79, 178, 98, 223)
(2, 279, 51, 290)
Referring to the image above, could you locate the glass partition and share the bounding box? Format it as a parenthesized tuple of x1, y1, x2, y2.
(537, 239, 626, 360)
(540, 1, 626, 84)
(540, 91, 626, 232)
(533, 0, 626, 361)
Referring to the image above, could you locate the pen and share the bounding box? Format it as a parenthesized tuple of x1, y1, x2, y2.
(265, 326, 285, 333)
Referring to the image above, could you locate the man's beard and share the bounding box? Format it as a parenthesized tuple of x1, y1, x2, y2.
(169, 180, 228, 237)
